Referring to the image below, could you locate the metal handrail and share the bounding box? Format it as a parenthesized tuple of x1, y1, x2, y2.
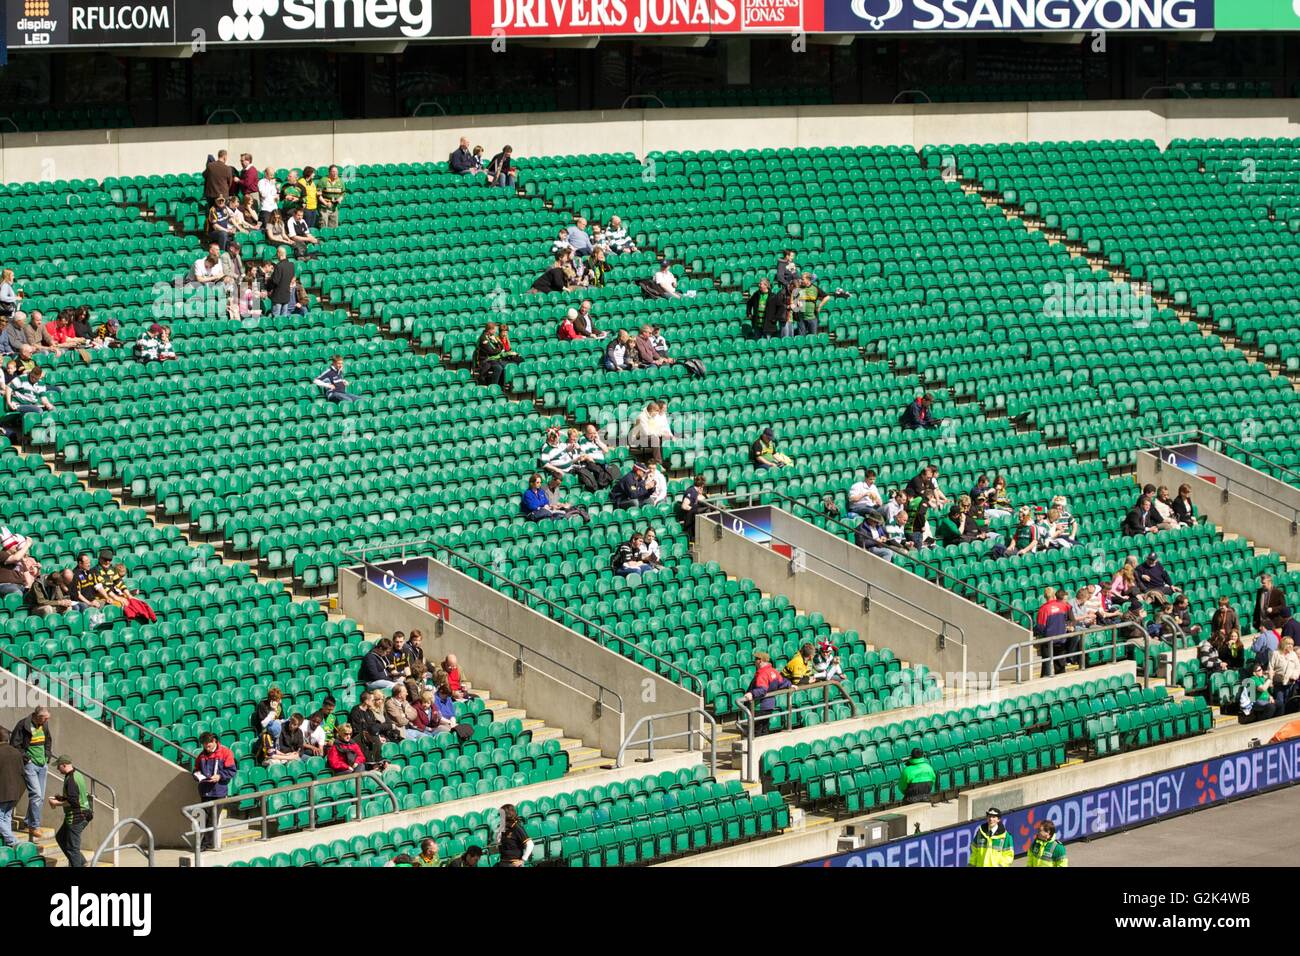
(340, 551, 624, 717)
(892, 89, 933, 104)
(47, 764, 120, 866)
(0, 644, 196, 763)
(204, 108, 245, 125)
(183, 769, 398, 868)
(1137, 430, 1300, 528)
(341, 537, 706, 696)
(994, 619, 1151, 688)
(760, 489, 1036, 631)
(90, 818, 155, 868)
(410, 100, 448, 117)
(621, 95, 667, 110)
(616, 708, 717, 777)
(1138, 427, 1300, 486)
(1141, 84, 1190, 100)
(736, 680, 862, 782)
(0, 116, 19, 134)
(704, 496, 970, 662)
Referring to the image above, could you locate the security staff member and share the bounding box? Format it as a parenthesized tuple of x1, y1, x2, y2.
(896, 747, 937, 803)
(1026, 819, 1068, 867)
(968, 807, 1013, 867)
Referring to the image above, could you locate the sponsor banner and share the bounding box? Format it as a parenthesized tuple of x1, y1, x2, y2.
(472, 0, 818, 36)
(1158, 443, 1217, 483)
(362, 557, 429, 601)
(1216, 0, 1300, 30)
(178, 0, 471, 44)
(719, 505, 775, 544)
(823, 0, 1214, 33)
(801, 737, 1300, 866)
(7, 0, 174, 47)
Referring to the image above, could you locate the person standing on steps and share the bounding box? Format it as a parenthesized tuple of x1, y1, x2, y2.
(10, 706, 51, 840)
(0, 727, 24, 849)
(48, 756, 92, 868)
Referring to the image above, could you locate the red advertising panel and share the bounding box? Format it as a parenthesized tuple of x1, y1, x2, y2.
(472, 0, 820, 36)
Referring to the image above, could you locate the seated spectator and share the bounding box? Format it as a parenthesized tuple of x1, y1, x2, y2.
(812, 640, 844, 683)
(653, 260, 681, 299)
(449, 136, 477, 175)
(45, 310, 86, 352)
(822, 495, 842, 520)
(5, 366, 54, 418)
(585, 246, 611, 288)
(301, 712, 327, 757)
(474, 322, 520, 386)
(1041, 506, 1079, 550)
(92, 553, 156, 622)
(1068, 584, 1116, 630)
(135, 323, 166, 363)
(854, 512, 898, 562)
(605, 215, 637, 254)
(610, 463, 653, 510)
(848, 469, 884, 517)
(557, 308, 583, 341)
(1239, 663, 1277, 723)
(325, 723, 368, 775)
(266, 713, 306, 764)
(900, 393, 941, 430)
(1003, 506, 1039, 557)
(1197, 640, 1227, 676)
(252, 686, 285, 743)
(539, 428, 574, 478)
(1252, 625, 1280, 670)
(0, 269, 24, 322)
(935, 505, 968, 547)
(25, 566, 83, 617)
(442, 655, 471, 700)
(1268, 637, 1300, 712)
(1161, 594, 1202, 642)
(629, 400, 673, 465)
(544, 474, 591, 522)
(567, 217, 594, 258)
(384, 684, 426, 740)
(521, 473, 567, 522)
(1150, 485, 1180, 531)
(0, 527, 36, 598)
(487, 146, 516, 190)
(748, 427, 789, 471)
(612, 533, 656, 576)
(677, 474, 709, 543)
(570, 426, 617, 491)
(985, 475, 1013, 520)
(1171, 483, 1197, 526)
(286, 209, 321, 259)
(207, 196, 234, 250)
(642, 461, 668, 505)
(432, 683, 459, 732)
(782, 643, 816, 686)
(264, 210, 293, 249)
(1136, 553, 1179, 598)
(637, 527, 663, 568)
(603, 329, 633, 371)
(359, 637, 404, 690)
(411, 689, 439, 734)
(549, 228, 571, 259)
(192, 244, 225, 287)
(633, 325, 674, 368)
(69, 551, 100, 607)
(157, 326, 178, 361)
(573, 300, 606, 339)
(1122, 496, 1157, 537)
(1107, 559, 1139, 607)
(313, 354, 361, 403)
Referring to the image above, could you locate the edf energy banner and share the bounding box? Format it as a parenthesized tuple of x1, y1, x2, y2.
(822, 0, 1213, 32)
(802, 737, 1300, 867)
(472, 0, 820, 36)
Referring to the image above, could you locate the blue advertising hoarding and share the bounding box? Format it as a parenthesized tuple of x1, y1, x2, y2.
(800, 736, 1300, 866)
(823, 0, 1214, 33)
(362, 558, 429, 601)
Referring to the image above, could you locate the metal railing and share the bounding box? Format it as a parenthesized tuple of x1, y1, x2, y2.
(616, 708, 717, 777)
(621, 95, 667, 110)
(340, 547, 624, 719)
(703, 496, 970, 689)
(90, 818, 155, 868)
(182, 770, 397, 868)
(737, 681, 862, 782)
(1141, 84, 1190, 99)
(340, 536, 705, 696)
(0, 644, 196, 765)
(994, 619, 1153, 688)
(204, 108, 245, 125)
(758, 489, 1036, 631)
(48, 763, 121, 866)
(892, 89, 933, 104)
(410, 100, 448, 117)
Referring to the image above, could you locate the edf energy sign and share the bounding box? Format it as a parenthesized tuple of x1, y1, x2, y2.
(802, 737, 1300, 867)
(823, 0, 1214, 32)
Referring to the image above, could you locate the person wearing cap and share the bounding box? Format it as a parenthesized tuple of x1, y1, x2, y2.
(750, 427, 780, 470)
(135, 323, 165, 363)
(48, 755, 92, 868)
(901, 393, 941, 430)
(1026, 819, 1068, 867)
(557, 308, 583, 341)
(610, 463, 653, 510)
(968, 808, 1013, 867)
(812, 640, 844, 683)
(740, 652, 792, 736)
(896, 748, 937, 804)
(653, 260, 681, 299)
(854, 511, 897, 563)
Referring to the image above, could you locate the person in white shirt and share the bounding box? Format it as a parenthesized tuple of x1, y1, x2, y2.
(632, 401, 674, 465)
(135, 323, 165, 362)
(606, 215, 637, 254)
(192, 246, 225, 285)
(848, 469, 884, 516)
(649, 326, 668, 354)
(654, 261, 680, 298)
(637, 527, 662, 567)
(257, 167, 279, 227)
(301, 712, 327, 757)
(644, 461, 668, 505)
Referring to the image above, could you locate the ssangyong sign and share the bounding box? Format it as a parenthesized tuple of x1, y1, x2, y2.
(471, 0, 818, 36)
(822, 0, 1214, 32)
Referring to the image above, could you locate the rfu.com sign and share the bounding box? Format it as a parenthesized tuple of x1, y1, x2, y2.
(473, 0, 809, 36)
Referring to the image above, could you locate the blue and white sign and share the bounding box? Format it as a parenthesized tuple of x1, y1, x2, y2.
(823, 0, 1214, 32)
(363, 558, 428, 600)
(800, 736, 1300, 866)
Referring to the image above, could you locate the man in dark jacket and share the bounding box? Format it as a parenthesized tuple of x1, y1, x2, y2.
(1136, 553, 1179, 597)
(49, 755, 91, 868)
(610, 466, 652, 510)
(1122, 497, 1156, 537)
(10, 707, 51, 837)
(25, 567, 81, 616)
(265, 246, 295, 317)
(449, 137, 476, 174)
(901, 393, 941, 429)
(762, 282, 792, 337)
(0, 727, 24, 848)
(746, 279, 772, 338)
(1254, 573, 1288, 631)
(193, 732, 237, 851)
(739, 652, 792, 736)
(203, 150, 234, 207)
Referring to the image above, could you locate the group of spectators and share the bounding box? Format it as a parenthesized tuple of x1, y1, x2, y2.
(1, 535, 155, 623)
(1122, 482, 1200, 536)
(744, 252, 835, 338)
(449, 137, 518, 191)
(531, 213, 639, 295)
(739, 640, 846, 734)
(0, 709, 95, 868)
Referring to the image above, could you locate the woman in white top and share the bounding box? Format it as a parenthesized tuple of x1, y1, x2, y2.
(632, 400, 673, 464)
(637, 527, 662, 567)
(0, 269, 23, 320)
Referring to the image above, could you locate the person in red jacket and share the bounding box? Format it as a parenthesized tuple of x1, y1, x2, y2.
(441, 655, 471, 700)
(740, 651, 792, 736)
(193, 732, 237, 850)
(326, 723, 367, 775)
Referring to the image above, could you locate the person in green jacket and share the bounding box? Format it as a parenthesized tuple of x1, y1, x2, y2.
(936, 506, 966, 547)
(1026, 820, 1068, 867)
(968, 808, 1014, 867)
(897, 748, 937, 803)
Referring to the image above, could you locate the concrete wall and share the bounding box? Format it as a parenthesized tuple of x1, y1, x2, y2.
(697, 508, 1029, 686)
(1138, 446, 1300, 562)
(5, 99, 1300, 184)
(0, 668, 196, 849)
(338, 560, 702, 757)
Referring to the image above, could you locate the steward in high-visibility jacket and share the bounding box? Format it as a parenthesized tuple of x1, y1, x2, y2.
(1027, 821, 1068, 867)
(968, 809, 1014, 867)
(897, 748, 937, 803)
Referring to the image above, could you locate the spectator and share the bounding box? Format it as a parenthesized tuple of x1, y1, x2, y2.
(1068, 584, 1111, 629)
(1252, 624, 1281, 671)
(0, 526, 36, 597)
(746, 278, 773, 339)
(573, 301, 605, 340)
(207, 195, 234, 250)
(612, 533, 655, 576)
(411, 689, 438, 735)
(1267, 636, 1300, 712)
(257, 166, 279, 226)
(234, 152, 258, 198)
(360, 638, 405, 690)
(1253, 573, 1287, 632)
(629, 400, 673, 465)
(203, 149, 234, 207)
(5, 365, 54, 419)
(1108, 559, 1139, 607)
(385, 684, 426, 740)
(448, 845, 484, 868)
(823, 495, 842, 521)
(44, 310, 85, 352)
(1006, 506, 1040, 557)
(897, 748, 937, 804)
(775, 250, 798, 289)
(313, 354, 361, 403)
(557, 308, 583, 341)
(432, 682, 460, 735)
(985, 475, 1013, 519)
(48, 756, 91, 868)
(653, 260, 681, 298)
(26, 566, 82, 617)
(750, 427, 789, 470)
(549, 228, 571, 259)
(1162, 594, 1202, 642)
(637, 527, 663, 568)
(474, 322, 520, 386)
(449, 136, 476, 174)
(191, 244, 226, 290)
(1283, 606, 1300, 646)
(1136, 553, 1180, 599)
(487, 146, 516, 190)
(69, 551, 100, 607)
(0, 727, 21, 850)
(1042, 506, 1079, 550)
(740, 652, 792, 736)
(539, 428, 574, 479)
(634, 325, 675, 368)
(300, 166, 320, 229)
(900, 392, 941, 430)
(521, 473, 567, 522)
(318, 164, 346, 228)
(677, 474, 709, 543)
(91, 553, 156, 622)
(610, 463, 653, 510)
(266, 713, 306, 764)
(280, 169, 305, 218)
(855, 512, 898, 562)
(1210, 595, 1242, 659)
(403, 629, 430, 680)
(325, 723, 368, 775)
(1197, 640, 1227, 676)
(415, 837, 441, 868)
(812, 640, 844, 683)
(301, 712, 327, 757)
(1171, 483, 1197, 526)
(571, 426, 617, 491)
(193, 731, 237, 850)
(1148, 485, 1180, 531)
(543, 474, 591, 522)
(264, 210, 293, 250)
(1239, 663, 1277, 723)
(1035, 587, 1073, 677)
(603, 329, 633, 370)
(605, 215, 637, 254)
(1122, 495, 1158, 537)
(348, 692, 396, 766)
(848, 469, 884, 517)
(286, 209, 321, 259)
(0, 269, 24, 322)
(135, 323, 165, 363)
(10, 707, 51, 839)
(791, 272, 829, 335)
(636, 460, 664, 506)
(782, 643, 815, 686)
(442, 654, 471, 699)
(568, 217, 594, 258)
(496, 803, 534, 867)
(252, 686, 285, 743)
(763, 280, 794, 338)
